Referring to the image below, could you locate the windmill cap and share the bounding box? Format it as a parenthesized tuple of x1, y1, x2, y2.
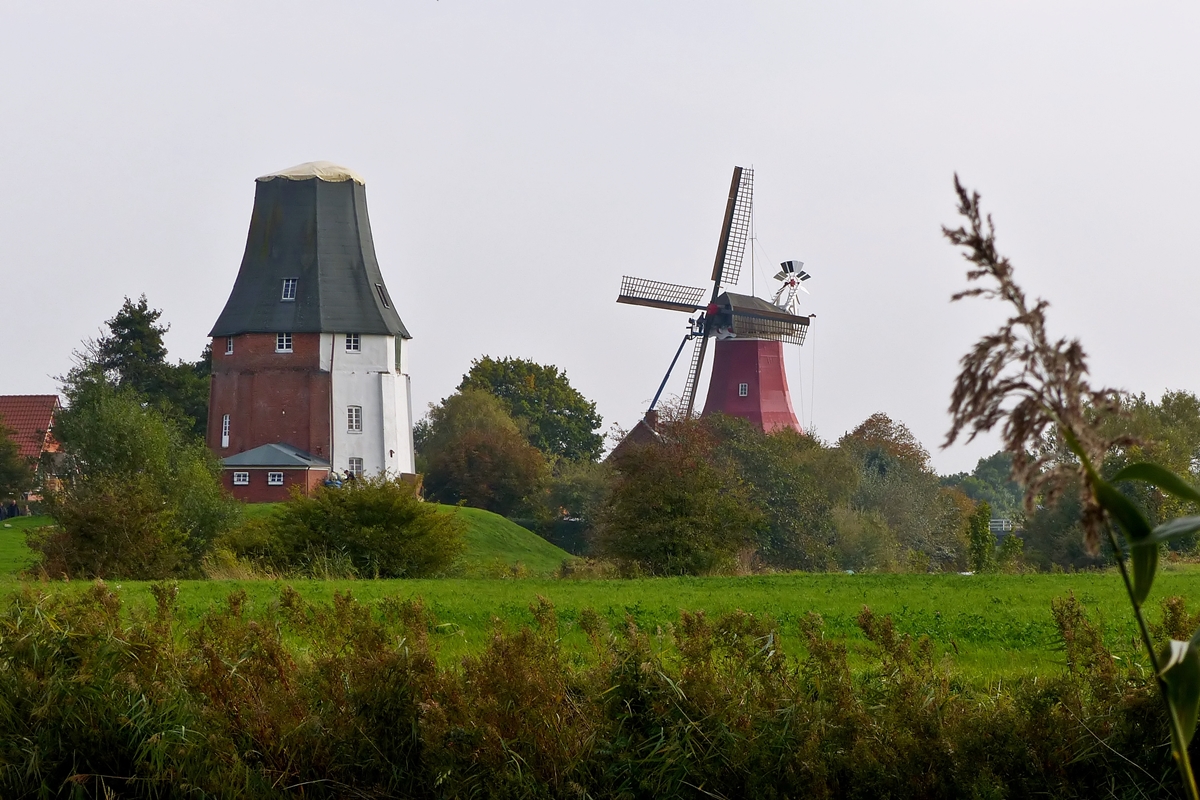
(257, 161, 365, 185)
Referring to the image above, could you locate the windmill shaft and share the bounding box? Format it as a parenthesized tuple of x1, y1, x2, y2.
(651, 333, 695, 411)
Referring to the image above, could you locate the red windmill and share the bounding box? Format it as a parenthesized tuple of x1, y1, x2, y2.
(617, 166, 812, 435)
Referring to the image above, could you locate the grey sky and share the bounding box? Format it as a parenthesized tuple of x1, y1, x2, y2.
(2, 3, 1197, 474)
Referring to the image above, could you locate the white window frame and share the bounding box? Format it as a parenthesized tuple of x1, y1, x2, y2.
(225, 336, 234, 355)
(267, 471, 284, 486)
(281, 278, 298, 301)
(276, 333, 292, 353)
(232, 471, 249, 486)
(221, 414, 230, 448)
(346, 333, 361, 352)
(738, 383, 749, 398)
(348, 457, 364, 477)
(347, 405, 363, 433)
(374, 283, 391, 308)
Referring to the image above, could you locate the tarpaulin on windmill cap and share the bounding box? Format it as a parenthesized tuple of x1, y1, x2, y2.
(256, 161, 365, 184)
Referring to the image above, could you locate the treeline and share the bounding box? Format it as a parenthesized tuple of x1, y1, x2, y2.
(13, 295, 1200, 579)
(0, 582, 1188, 798)
(419, 374, 1200, 575)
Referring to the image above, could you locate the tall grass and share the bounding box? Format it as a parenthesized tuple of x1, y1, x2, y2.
(0, 582, 1190, 798)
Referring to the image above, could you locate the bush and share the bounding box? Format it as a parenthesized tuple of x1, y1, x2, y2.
(34, 474, 189, 579)
(40, 381, 236, 577)
(269, 475, 466, 578)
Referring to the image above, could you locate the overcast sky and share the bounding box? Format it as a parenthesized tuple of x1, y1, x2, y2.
(2, 2, 1197, 474)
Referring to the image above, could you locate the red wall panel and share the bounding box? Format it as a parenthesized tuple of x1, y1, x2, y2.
(701, 338, 803, 434)
(207, 333, 333, 459)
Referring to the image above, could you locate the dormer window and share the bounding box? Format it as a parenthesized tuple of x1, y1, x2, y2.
(281, 278, 298, 301)
(276, 333, 293, 353)
(738, 383, 749, 397)
(374, 283, 391, 309)
(346, 333, 361, 352)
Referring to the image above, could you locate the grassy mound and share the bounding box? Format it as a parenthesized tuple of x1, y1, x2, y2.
(444, 505, 570, 577)
(0, 505, 571, 579)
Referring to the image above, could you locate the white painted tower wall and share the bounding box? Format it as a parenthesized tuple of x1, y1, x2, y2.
(320, 332, 415, 476)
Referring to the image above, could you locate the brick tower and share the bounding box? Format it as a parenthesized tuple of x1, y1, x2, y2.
(207, 162, 414, 501)
(701, 320, 802, 434)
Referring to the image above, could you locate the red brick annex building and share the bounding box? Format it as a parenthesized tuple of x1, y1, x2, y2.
(206, 162, 415, 502)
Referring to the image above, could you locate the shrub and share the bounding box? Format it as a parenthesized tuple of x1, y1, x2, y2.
(34, 474, 189, 579)
(269, 475, 466, 577)
(967, 500, 996, 573)
(41, 381, 236, 577)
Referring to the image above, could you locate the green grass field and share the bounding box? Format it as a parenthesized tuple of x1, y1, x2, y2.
(6, 510, 1200, 680)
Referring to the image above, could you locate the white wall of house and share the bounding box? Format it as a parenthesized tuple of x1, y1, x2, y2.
(322, 332, 415, 476)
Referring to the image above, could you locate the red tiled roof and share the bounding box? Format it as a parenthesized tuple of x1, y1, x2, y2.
(0, 395, 61, 460)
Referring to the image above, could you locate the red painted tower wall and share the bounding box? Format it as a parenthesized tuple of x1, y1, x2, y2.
(701, 338, 803, 434)
(207, 333, 333, 460)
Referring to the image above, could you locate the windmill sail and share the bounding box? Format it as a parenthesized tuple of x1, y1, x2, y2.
(681, 335, 707, 417)
(617, 276, 708, 313)
(710, 167, 754, 288)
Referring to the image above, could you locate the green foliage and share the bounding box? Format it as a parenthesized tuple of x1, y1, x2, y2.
(39, 381, 235, 577)
(420, 388, 550, 516)
(459, 355, 604, 462)
(547, 459, 614, 525)
(0, 583, 1188, 798)
(832, 506, 899, 571)
(268, 475, 466, 578)
(968, 501, 997, 573)
(68, 295, 211, 438)
(840, 413, 972, 571)
(942, 451, 1023, 519)
(35, 474, 190, 579)
(598, 419, 764, 575)
(997, 530, 1024, 571)
(706, 414, 858, 570)
(0, 425, 33, 501)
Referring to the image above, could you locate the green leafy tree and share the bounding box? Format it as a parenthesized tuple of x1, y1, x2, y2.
(1099, 391, 1200, 551)
(459, 356, 603, 462)
(33, 473, 189, 579)
(67, 296, 211, 438)
(420, 388, 549, 516)
(967, 501, 996, 573)
(839, 413, 970, 571)
(598, 419, 764, 575)
(706, 414, 858, 570)
(0, 425, 34, 501)
(95, 295, 170, 392)
(39, 380, 235, 577)
(269, 475, 465, 578)
(942, 451, 1023, 519)
(547, 459, 614, 525)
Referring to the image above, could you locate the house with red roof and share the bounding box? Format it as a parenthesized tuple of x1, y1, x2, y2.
(0, 394, 61, 464)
